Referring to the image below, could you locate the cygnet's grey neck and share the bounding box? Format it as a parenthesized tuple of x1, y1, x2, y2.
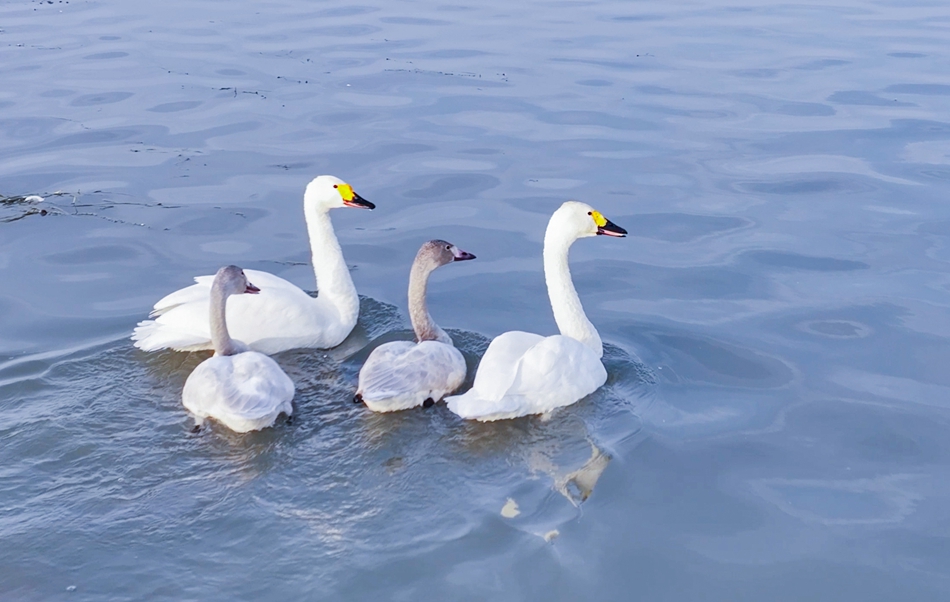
(408, 256, 450, 344)
(209, 279, 243, 356)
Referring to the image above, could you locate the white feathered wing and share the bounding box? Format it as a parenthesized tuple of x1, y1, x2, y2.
(358, 340, 467, 412)
(182, 351, 295, 433)
(445, 331, 606, 421)
(134, 270, 348, 354)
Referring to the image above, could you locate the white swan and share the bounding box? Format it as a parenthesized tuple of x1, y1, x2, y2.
(355, 240, 476, 412)
(445, 201, 626, 421)
(182, 265, 295, 433)
(132, 175, 374, 354)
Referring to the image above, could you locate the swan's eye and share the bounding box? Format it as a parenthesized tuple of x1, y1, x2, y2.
(333, 184, 338, 189)
(588, 211, 592, 215)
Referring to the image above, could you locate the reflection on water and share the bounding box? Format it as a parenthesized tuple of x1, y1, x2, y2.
(0, 294, 651, 596)
(3, 0, 950, 598)
(557, 441, 612, 506)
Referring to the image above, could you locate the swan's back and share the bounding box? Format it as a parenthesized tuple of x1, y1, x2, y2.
(446, 332, 606, 421)
(182, 351, 295, 432)
(132, 175, 374, 355)
(134, 269, 350, 354)
(358, 340, 466, 412)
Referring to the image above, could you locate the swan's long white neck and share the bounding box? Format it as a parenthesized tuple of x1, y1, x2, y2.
(209, 283, 241, 357)
(304, 205, 359, 327)
(543, 224, 603, 358)
(408, 260, 449, 344)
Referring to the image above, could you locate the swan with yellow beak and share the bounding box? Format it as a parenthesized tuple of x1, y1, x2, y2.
(446, 201, 626, 421)
(133, 175, 374, 354)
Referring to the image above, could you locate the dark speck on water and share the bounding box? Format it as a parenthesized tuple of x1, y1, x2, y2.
(2, 0, 950, 600)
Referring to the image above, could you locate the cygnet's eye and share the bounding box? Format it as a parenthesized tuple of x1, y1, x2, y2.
(445, 244, 451, 250)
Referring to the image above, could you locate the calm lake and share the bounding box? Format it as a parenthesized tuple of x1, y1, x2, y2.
(2, 0, 950, 599)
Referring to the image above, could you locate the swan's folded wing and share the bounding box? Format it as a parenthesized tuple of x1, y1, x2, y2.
(447, 333, 606, 420)
(445, 389, 529, 421)
(133, 318, 213, 352)
(445, 331, 544, 420)
(358, 341, 416, 399)
(134, 274, 322, 353)
(145, 301, 213, 348)
(358, 341, 465, 402)
(509, 334, 607, 413)
(149, 271, 303, 317)
(468, 331, 545, 401)
(149, 276, 213, 317)
(224, 353, 295, 419)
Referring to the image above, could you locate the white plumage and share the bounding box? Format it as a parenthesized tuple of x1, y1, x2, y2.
(136, 270, 353, 354)
(183, 351, 294, 433)
(133, 175, 374, 354)
(446, 331, 606, 421)
(445, 201, 626, 421)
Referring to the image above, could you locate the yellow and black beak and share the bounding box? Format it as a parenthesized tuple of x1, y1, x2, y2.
(337, 183, 375, 210)
(591, 210, 627, 237)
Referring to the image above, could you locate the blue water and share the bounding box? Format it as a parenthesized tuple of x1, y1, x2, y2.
(2, 0, 950, 599)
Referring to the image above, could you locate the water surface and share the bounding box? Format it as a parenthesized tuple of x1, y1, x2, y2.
(2, 0, 950, 599)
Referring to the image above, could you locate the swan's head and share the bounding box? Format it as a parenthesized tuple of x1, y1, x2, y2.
(550, 200, 627, 240)
(416, 239, 476, 270)
(304, 175, 375, 212)
(214, 265, 261, 297)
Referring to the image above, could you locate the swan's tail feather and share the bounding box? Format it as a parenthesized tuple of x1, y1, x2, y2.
(148, 277, 214, 318)
(445, 390, 526, 422)
(132, 319, 212, 352)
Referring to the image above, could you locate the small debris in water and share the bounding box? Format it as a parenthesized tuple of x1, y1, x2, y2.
(66, 585, 77, 592)
(500, 498, 520, 518)
(383, 456, 404, 474)
(543, 530, 559, 542)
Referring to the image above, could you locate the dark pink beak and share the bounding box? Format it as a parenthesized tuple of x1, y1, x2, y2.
(452, 248, 476, 261)
(245, 282, 261, 294)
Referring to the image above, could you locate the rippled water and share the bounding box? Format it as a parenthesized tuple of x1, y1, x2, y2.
(3, 0, 950, 599)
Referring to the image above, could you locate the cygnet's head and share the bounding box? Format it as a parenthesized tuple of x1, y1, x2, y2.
(549, 200, 627, 240)
(416, 239, 476, 270)
(214, 265, 261, 297)
(303, 175, 375, 212)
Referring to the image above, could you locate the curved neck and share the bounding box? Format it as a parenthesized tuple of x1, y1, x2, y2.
(408, 261, 449, 344)
(304, 206, 359, 324)
(543, 226, 603, 358)
(209, 283, 241, 356)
